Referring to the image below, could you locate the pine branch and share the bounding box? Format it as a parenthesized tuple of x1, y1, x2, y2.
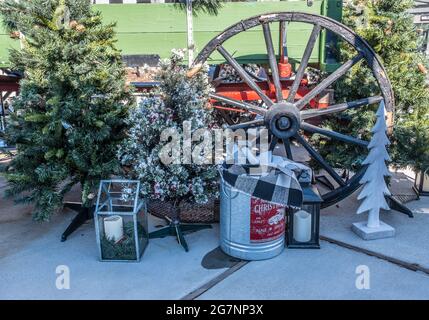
(177, 0, 225, 16)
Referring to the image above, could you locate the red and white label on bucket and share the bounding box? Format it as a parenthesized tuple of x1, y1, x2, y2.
(250, 198, 285, 243)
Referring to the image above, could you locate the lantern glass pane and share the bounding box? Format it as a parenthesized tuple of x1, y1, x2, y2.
(137, 208, 149, 256)
(415, 170, 429, 195)
(97, 181, 139, 214)
(95, 180, 148, 261)
(98, 214, 138, 261)
(422, 171, 429, 192)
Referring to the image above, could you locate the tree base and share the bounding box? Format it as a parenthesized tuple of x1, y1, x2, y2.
(386, 195, 414, 218)
(149, 218, 212, 252)
(352, 221, 395, 240)
(61, 202, 94, 242)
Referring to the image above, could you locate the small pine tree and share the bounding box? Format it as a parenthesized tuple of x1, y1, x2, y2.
(357, 102, 391, 228)
(0, 0, 131, 221)
(316, 0, 429, 173)
(118, 50, 218, 209)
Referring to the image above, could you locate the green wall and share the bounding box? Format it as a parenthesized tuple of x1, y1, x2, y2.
(0, 0, 342, 67)
(96, 1, 327, 64)
(0, 34, 17, 68)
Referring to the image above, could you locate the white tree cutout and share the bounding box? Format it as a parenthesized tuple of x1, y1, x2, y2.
(357, 101, 391, 228)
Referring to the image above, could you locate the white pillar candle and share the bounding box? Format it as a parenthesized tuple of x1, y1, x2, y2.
(104, 215, 124, 242)
(293, 210, 312, 243)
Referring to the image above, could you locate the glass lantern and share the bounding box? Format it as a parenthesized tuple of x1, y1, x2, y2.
(286, 185, 322, 249)
(94, 180, 148, 262)
(414, 169, 429, 197)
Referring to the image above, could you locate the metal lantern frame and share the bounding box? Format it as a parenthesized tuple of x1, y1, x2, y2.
(94, 179, 148, 262)
(414, 169, 429, 197)
(286, 184, 322, 249)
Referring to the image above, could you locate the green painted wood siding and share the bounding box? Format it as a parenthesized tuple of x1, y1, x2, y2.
(0, 0, 342, 68)
(0, 35, 16, 68)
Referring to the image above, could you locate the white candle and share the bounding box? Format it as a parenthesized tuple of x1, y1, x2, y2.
(293, 210, 312, 243)
(104, 215, 124, 242)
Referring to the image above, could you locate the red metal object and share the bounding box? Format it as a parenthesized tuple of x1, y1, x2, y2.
(278, 62, 292, 79)
(211, 79, 329, 111)
(130, 64, 331, 113)
(209, 54, 335, 113)
(0, 75, 20, 93)
(278, 52, 292, 78)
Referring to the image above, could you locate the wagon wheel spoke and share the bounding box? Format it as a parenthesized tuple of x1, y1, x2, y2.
(270, 137, 293, 160)
(301, 96, 384, 119)
(269, 136, 279, 152)
(283, 138, 293, 160)
(300, 122, 369, 148)
(287, 24, 321, 103)
(210, 93, 267, 115)
(262, 23, 283, 102)
(217, 46, 273, 107)
(228, 119, 265, 131)
(295, 53, 364, 110)
(294, 134, 346, 187)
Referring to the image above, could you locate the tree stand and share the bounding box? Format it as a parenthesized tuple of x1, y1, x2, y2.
(149, 203, 212, 252)
(387, 196, 414, 218)
(61, 202, 95, 242)
(61, 200, 213, 248)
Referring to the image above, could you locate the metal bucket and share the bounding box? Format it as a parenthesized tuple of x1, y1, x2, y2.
(220, 180, 286, 261)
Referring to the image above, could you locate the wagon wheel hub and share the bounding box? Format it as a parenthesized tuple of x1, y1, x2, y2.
(265, 103, 301, 140)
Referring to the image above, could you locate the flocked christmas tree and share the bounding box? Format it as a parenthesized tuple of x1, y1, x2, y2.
(357, 101, 391, 228)
(119, 49, 218, 205)
(118, 49, 218, 251)
(0, 0, 131, 221)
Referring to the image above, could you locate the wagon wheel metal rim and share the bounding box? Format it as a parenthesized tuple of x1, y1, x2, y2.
(193, 12, 394, 208)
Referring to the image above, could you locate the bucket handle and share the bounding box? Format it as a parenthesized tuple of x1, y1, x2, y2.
(222, 183, 240, 200)
(218, 168, 240, 200)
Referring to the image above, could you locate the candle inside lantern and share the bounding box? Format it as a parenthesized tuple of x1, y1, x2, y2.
(104, 215, 124, 242)
(293, 210, 312, 243)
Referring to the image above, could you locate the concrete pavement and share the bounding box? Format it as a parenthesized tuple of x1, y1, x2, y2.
(0, 212, 227, 299)
(198, 241, 429, 300)
(321, 193, 429, 269)
(1, 174, 429, 299)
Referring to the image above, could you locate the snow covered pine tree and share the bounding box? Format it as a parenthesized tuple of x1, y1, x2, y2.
(118, 50, 219, 251)
(352, 101, 395, 240)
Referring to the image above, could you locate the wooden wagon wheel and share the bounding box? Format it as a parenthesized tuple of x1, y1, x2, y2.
(193, 12, 396, 209)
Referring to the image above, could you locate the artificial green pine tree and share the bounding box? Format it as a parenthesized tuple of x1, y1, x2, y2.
(315, 0, 429, 173)
(0, 0, 131, 221)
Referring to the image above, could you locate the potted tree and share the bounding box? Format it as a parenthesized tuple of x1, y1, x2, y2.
(118, 50, 219, 252)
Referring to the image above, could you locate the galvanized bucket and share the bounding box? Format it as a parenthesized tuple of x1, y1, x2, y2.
(220, 180, 286, 261)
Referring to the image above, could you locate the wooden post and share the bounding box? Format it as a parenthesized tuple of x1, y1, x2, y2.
(19, 32, 26, 50)
(186, 0, 194, 67)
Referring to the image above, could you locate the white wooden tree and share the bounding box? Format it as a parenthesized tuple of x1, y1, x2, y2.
(356, 101, 392, 228)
